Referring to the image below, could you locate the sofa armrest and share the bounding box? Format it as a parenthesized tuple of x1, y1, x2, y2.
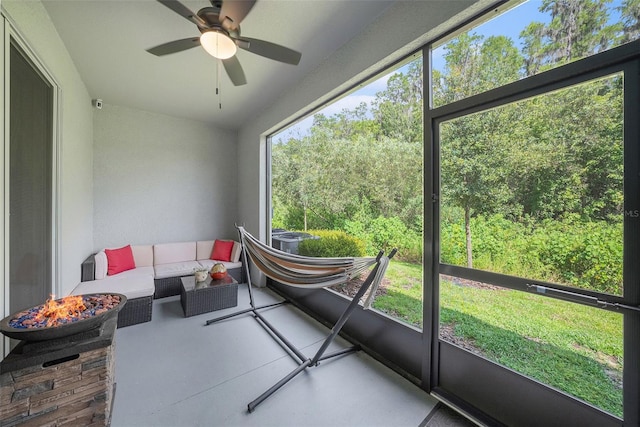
(81, 254, 96, 282)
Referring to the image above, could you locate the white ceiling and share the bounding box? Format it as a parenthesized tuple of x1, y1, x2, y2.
(41, 0, 395, 130)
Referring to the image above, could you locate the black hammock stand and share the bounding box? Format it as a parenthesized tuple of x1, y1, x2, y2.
(205, 225, 396, 412)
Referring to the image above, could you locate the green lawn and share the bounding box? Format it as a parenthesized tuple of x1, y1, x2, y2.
(372, 261, 624, 418)
(372, 261, 423, 326)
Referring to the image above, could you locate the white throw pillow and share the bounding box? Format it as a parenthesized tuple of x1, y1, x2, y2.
(94, 251, 108, 280)
(231, 241, 242, 263)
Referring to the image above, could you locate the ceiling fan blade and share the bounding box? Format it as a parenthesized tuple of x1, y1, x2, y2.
(222, 56, 247, 86)
(147, 38, 200, 56)
(238, 37, 301, 65)
(157, 0, 208, 28)
(219, 0, 256, 31)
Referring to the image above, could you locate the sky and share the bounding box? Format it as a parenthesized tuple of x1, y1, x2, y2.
(274, 0, 624, 143)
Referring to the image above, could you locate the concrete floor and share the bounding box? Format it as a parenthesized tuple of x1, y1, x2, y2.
(110, 284, 475, 427)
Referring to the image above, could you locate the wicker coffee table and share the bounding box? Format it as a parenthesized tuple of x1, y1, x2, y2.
(180, 275, 238, 317)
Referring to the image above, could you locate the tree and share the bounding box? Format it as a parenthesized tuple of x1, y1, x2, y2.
(520, 0, 617, 76)
(434, 33, 523, 104)
(273, 0, 629, 268)
(435, 34, 523, 267)
(271, 136, 318, 230)
(619, 0, 640, 42)
(272, 57, 426, 239)
(374, 61, 423, 144)
(503, 76, 623, 222)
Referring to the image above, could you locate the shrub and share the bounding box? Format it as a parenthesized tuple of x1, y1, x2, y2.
(298, 230, 366, 258)
(440, 220, 466, 266)
(441, 213, 623, 294)
(469, 215, 542, 277)
(532, 218, 622, 294)
(369, 216, 409, 254)
(344, 216, 423, 262)
(396, 233, 423, 264)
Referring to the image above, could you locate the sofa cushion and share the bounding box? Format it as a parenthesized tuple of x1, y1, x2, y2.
(231, 241, 242, 263)
(154, 261, 202, 279)
(111, 266, 155, 280)
(196, 240, 214, 260)
(153, 241, 196, 265)
(132, 245, 154, 267)
(197, 259, 242, 272)
(211, 240, 234, 262)
(105, 245, 135, 276)
(71, 275, 155, 300)
(95, 251, 108, 280)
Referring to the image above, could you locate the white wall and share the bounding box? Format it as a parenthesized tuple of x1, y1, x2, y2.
(93, 104, 238, 249)
(2, 0, 94, 300)
(236, 0, 490, 240)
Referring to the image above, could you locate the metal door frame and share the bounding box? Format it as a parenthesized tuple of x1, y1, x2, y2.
(426, 40, 640, 426)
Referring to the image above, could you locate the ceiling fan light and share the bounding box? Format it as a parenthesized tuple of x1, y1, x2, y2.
(200, 31, 237, 59)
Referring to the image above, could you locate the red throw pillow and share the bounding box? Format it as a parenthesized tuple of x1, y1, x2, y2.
(211, 240, 234, 262)
(105, 245, 135, 275)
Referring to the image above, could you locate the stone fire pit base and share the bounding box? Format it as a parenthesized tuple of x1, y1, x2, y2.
(0, 317, 116, 426)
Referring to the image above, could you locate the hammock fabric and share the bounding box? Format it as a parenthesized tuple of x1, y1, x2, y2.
(238, 225, 389, 308)
(206, 225, 395, 412)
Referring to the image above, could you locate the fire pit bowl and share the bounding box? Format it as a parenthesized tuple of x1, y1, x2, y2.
(0, 293, 127, 342)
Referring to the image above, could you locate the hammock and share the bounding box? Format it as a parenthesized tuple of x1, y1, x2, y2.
(205, 225, 396, 412)
(238, 225, 389, 308)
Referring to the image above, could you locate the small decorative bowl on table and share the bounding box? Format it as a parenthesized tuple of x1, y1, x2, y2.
(194, 268, 209, 283)
(210, 262, 227, 280)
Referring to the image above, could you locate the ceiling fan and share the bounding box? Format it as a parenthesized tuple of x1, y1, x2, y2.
(147, 0, 302, 86)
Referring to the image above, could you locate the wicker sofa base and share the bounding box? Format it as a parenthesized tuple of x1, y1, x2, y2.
(154, 276, 186, 299)
(117, 295, 153, 327)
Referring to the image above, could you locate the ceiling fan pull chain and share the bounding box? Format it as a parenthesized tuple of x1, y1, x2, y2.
(217, 60, 222, 109)
(216, 35, 221, 109)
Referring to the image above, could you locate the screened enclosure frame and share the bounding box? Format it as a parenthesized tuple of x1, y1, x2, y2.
(426, 40, 640, 426)
(265, 3, 640, 423)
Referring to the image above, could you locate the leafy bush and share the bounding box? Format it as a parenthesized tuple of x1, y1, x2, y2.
(369, 216, 409, 254)
(440, 220, 466, 266)
(344, 216, 423, 262)
(531, 217, 622, 294)
(290, 211, 622, 294)
(298, 230, 366, 257)
(441, 212, 623, 294)
(469, 215, 544, 278)
(395, 233, 422, 264)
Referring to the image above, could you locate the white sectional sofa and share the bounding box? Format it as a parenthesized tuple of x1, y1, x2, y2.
(73, 240, 244, 327)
